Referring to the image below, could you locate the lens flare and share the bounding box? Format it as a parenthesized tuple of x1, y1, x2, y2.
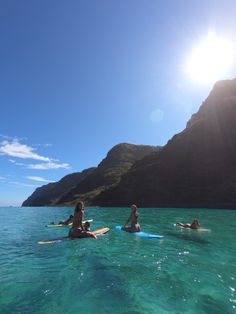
(185, 31, 235, 85)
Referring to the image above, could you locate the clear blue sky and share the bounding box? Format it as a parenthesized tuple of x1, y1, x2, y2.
(1, 0, 236, 206)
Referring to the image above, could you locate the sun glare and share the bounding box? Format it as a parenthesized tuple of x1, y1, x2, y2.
(185, 32, 235, 85)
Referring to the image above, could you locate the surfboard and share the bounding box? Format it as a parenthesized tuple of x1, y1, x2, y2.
(174, 224, 210, 232)
(47, 219, 93, 227)
(115, 226, 163, 239)
(37, 227, 109, 244)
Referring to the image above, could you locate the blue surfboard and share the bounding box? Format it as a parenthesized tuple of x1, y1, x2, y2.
(115, 226, 163, 239)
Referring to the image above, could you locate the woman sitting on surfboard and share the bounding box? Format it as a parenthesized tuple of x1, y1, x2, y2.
(122, 204, 141, 233)
(69, 201, 96, 238)
(176, 219, 201, 229)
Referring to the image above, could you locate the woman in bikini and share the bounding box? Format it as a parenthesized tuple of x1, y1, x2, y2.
(68, 201, 96, 238)
(122, 204, 141, 233)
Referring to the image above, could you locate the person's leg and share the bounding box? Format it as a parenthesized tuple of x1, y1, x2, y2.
(121, 226, 134, 233)
(72, 231, 96, 239)
(87, 232, 97, 239)
(177, 223, 191, 228)
(133, 224, 140, 232)
(82, 231, 96, 239)
(69, 228, 82, 238)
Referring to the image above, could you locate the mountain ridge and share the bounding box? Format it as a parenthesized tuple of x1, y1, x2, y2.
(23, 79, 236, 209)
(93, 79, 236, 209)
(22, 143, 160, 206)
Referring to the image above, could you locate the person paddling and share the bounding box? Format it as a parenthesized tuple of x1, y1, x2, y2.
(83, 221, 90, 231)
(49, 214, 73, 225)
(176, 219, 201, 229)
(122, 204, 141, 233)
(68, 201, 96, 238)
(58, 214, 74, 225)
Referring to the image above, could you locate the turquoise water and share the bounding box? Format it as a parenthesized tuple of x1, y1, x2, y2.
(0, 207, 235, 314)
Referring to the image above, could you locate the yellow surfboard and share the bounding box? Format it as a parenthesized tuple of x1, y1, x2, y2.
(37, 227, 109, 245)
(47, 219, 93, 228)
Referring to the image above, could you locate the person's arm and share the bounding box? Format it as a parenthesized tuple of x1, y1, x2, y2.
(190, 222, 200, 229)
(176, 222, 191, 228)
(79, 211, 85, 230)
(64, 217, 71, 225)
(123, 215, 131, 227)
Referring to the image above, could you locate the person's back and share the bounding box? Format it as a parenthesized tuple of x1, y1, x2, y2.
(72, 204, 83, 228)
(122, 204, 140, 233)
(69, 202, 96, 239)
(130, 211, 138, 227)
(69, 202, 84, 238)
(190, 219, 201, 229)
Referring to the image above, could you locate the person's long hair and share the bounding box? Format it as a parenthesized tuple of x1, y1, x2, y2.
(131, 204, 138, 215)
(75, 201, 84, 213)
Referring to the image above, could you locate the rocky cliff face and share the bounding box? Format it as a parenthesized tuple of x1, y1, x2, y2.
(22, 143, 160, 206)
(22, 168, 95, 206)
(56, 143, 160, 205)
(93, 79, 236, 208)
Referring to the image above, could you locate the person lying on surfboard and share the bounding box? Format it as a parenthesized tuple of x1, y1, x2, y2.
(59, 214, 74, 225)
(176, 219, 201, 229)
(69, 201, 96, 239)
(121, 204, 141, 233)
(49, 214, 74, 226)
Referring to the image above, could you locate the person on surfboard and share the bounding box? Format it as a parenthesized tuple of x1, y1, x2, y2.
(122, 204, 141, 233)
(59, 214, 74, 225)
(49, 214, 73, 226)
(69, 201, 96, 238)
(83, 221, 90, 231)
(176, 219, 201, 229)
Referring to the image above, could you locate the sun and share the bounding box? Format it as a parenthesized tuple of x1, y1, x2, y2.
(185, 31, 235, 85)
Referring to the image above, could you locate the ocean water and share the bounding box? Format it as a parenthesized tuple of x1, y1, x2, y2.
(0, 206, 235, 314)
